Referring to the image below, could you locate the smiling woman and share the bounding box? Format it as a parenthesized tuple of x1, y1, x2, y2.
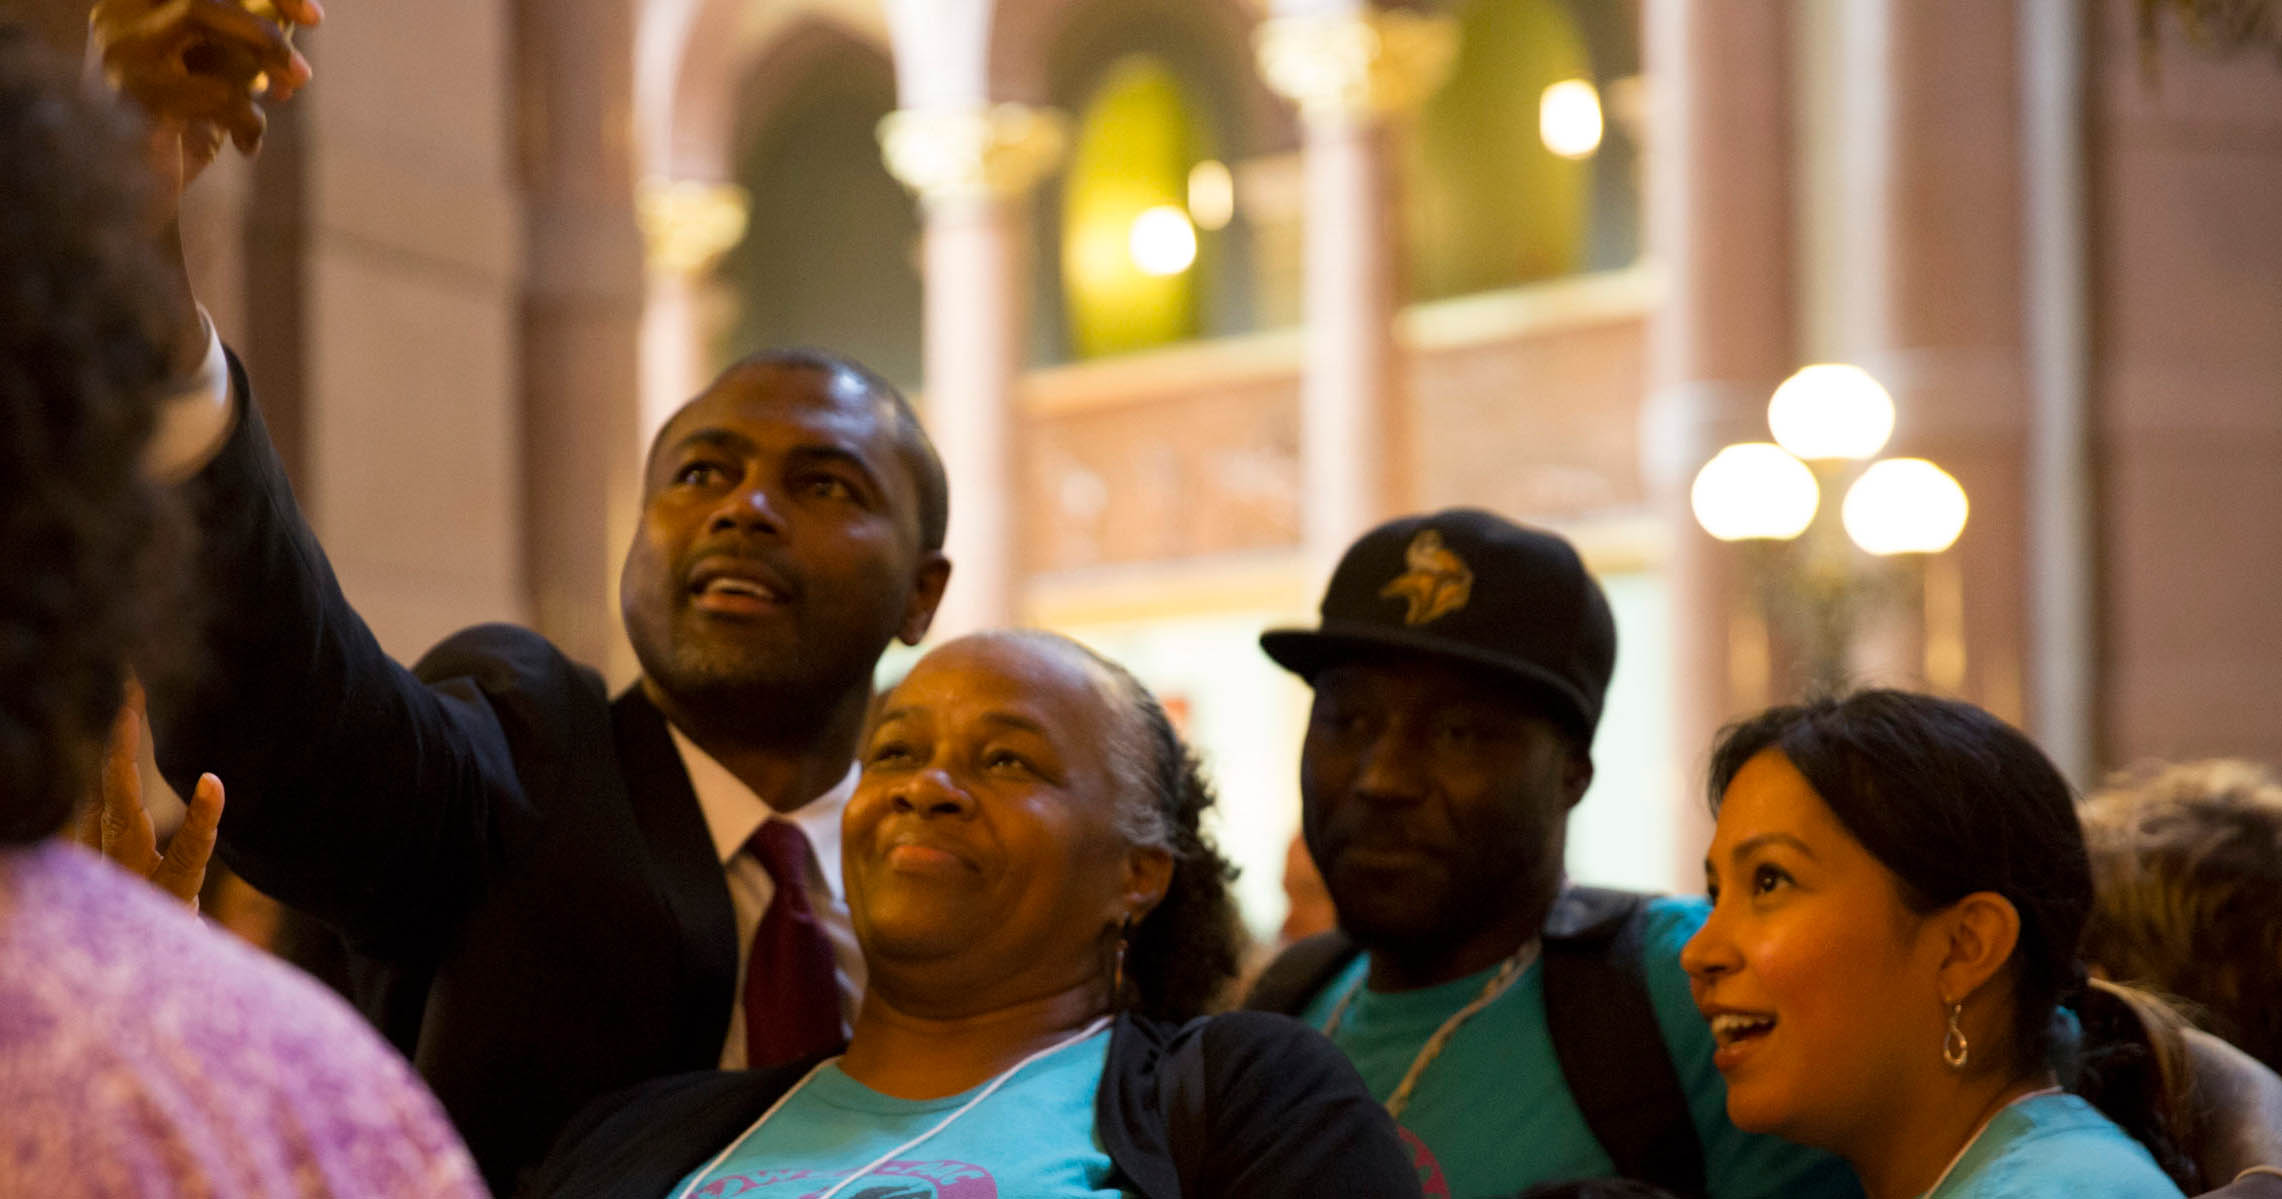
(1681, 691, 2200, 1199)
(526, 631, 1422, 1199)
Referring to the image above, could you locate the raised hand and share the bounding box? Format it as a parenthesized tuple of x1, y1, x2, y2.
(87, 0, 323, 197)
(77, 678, 225, 907)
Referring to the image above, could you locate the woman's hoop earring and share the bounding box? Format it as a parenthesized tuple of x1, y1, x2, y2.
(1943, 1001, 1971, 1070)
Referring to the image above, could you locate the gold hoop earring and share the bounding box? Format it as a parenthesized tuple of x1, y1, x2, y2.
(1943, 1001, 1971, 1070)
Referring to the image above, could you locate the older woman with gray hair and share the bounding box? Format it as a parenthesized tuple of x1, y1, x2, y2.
(526, 630, 1419, 1198)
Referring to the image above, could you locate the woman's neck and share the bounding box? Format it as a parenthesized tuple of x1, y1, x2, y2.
(1847, 1070, 2057, 1199)
(837, 979, 1110, 1101)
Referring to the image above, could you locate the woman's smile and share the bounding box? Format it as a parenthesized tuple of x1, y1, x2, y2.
(882, 839, 973, 875)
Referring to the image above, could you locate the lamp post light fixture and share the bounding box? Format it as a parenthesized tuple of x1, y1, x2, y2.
(1767, 363, 1895, 462)
(1841, 458, 1970, 556)
(1690, 364, 1971, 694)
(1689, 442, 1819, 542)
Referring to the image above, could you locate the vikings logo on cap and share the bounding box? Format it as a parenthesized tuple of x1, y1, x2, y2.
(1379, 529, 1473, 626)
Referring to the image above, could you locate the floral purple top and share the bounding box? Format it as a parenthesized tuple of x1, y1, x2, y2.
(0, 841, 487, 1196)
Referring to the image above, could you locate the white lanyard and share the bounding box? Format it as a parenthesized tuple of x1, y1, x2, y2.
(672, 1015, 1114, 1199)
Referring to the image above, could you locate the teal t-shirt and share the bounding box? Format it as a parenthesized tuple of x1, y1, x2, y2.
(1299, 895, 1861, 1199)
(674, 1029, 1129, 1199)
(1926, 1092, 2183, 1199)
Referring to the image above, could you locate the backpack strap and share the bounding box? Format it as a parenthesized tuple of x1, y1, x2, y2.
(1541, 886, 1708, 1199)
(1241, 929, 1363, 1018)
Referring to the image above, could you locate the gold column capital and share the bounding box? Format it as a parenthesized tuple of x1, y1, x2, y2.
(878, 103, 1069, 208)
(635, 178, 750, 276)
(1255, 8, 1459, 125)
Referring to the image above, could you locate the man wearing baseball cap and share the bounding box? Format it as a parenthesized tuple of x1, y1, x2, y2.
(1246, 508, 1858, 1199)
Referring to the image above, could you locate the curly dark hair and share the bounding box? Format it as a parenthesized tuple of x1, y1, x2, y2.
(1042, 635, 1244, 1021)
(0, 23, 178, 844)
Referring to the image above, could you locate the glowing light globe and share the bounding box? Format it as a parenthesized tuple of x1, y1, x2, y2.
(1128, 205, 1197, 277)
(1842, 458, 1969, 555)
(1691, 443, 1819, 542)
(1768, 364, 1896, 462)
(1539, 79, 1603, 160)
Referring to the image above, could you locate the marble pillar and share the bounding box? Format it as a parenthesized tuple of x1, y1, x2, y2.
(516, 0, 647, 679)
(1643, 0, 1797, 886)
(1839, 0, 2031, 721)
(1256, 5, 1456, 578)
(880, 104, 1065, 639)
(634, 179, 749, 443)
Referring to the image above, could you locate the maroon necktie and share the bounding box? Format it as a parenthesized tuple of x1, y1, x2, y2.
(742, 820, 846, 1069)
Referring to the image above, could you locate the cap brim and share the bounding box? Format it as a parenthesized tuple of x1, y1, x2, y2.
(1260, 623, 1596, 735)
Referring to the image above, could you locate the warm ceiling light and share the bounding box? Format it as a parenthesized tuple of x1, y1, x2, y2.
(1128, 205, 1198, 276)
(1539, 79, 1603, 159)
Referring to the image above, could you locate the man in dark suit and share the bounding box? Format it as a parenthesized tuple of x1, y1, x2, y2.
(91, 2, 949, 1189)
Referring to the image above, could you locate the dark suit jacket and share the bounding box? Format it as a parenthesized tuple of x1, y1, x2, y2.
(151, 363, 743, 1193)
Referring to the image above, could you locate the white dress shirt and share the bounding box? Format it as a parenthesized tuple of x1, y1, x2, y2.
(668, 726, 866, 1070)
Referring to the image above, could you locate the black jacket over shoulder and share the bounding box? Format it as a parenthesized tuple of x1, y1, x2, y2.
(150, 359, 745, 1192)
(521, 1010, 1426, 1199)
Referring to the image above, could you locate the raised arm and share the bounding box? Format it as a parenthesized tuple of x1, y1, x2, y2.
(92, 0, 577, 955)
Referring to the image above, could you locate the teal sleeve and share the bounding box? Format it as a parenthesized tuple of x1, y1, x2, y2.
(1638, 897, 1865, 1199)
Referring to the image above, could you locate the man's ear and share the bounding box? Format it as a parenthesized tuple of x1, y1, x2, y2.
(898, 552, 951, 646)
(1562, 750, 1595, 811)
(1936, 890, 2022, 1005)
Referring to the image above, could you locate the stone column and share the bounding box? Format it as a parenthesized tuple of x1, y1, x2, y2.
(1837, 0, 2030, 721)
(879, 105, 1065, 639)
(634, 179, 749, 442)
(1255, 5, 1456, 576)
(1643, 0, 1796, 887)
(516, 0, 647, 678)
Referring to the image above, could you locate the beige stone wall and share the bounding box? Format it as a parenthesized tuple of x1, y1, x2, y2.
(293, 1, 529, 660)
(2093, 0, 2282, 767)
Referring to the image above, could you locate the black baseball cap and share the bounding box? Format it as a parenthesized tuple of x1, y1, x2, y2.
(1261, 508, 1618, 742)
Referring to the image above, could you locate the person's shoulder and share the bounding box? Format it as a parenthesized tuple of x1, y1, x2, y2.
(1124, 1008, 1366, 1098)
(1240, 930, 1360, 1014)
(30, 845, 418, 1070)
(1640, 892, 1711, 938)
(1962, 1095, 2186, 1198)
(413, 622, 608, 697)
(1193, 1007, 1342, 1053)
(523, 1067, 809, 1198)
(0, 844, 483, 1195)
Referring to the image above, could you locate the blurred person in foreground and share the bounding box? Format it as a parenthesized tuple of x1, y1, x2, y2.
(526, 631, 1419, 1198)
(0, 22, 481, 1194)
(2081, 759, 2282, 1074)
(1683, 691, 2282, 1199)
(1245, 509, 1858, 1199)
(89, 0, 956, 1189)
